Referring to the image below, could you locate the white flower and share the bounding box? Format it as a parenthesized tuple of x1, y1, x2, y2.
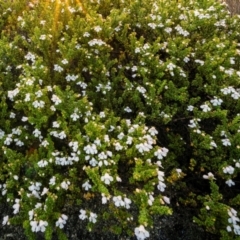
(158, 171, 165, 182)
(69, 141, 79, 152)
(154, 147, 169, 159)
(83, 32, 90, 37)
(136, 86, 146, 94)
(94, 138, 101, 146)
(60, 180, 70, 190)
(89, 212, 97, 223)
(176, 169, 182, 176)
(49, 102, 58, 111)
(79, 209, 87, 220)
(15, 139, 24, 146)
(183, 56, 190, 63)
(113, 196, 125, 207)
(167, 63, 176, 71)
(117, 132, 125, 140)
(47, 86, 53, 91)
(30, 220, 39, 232)
(220, 131, 227, 137)
(28, 182, 42, 199)
(0, 129, 5, 139)
(32, 100, 45, 109)
(26, 78, 34, 85)
(210, 97, 223, 106)
(136, 142, 152, 153)
(124, 106, 132, 113)
(49, 176, 56, 185)
(187, 105, 194, 111)
(9, 112, 16, 118)
(30, 220, 48, 232)
(236, 162, 240, 168)
(99, 111, 105, 118)
(114, 142, 123, 151)
(221, 86, 235, 95)
(200, 104, 211, 112)
(157, 181, 166, 192)
(135, 47, 141, 53)
(222, 138, 231, 146)
(33, 129, 41, 137)
(175, 25, 189, 36)
(66, 74, 78, 82)
(225, 68, 234, 76)
(13, 199, 20, 214)
(2, 215, 9, 226)
(230, 57, 235, 65)
(164, 27, 172, 33)
(13, 175, 19, 180)
(1, 184, 7, 195)
(163, 196, 170, 204)
(52, 121, 60, 128)
(35, 203, 42, 209)
(28, 210, 34, 221)
(58, 131, 66, 139)
(84, 144, 98, 155)
(39, 220, 48, 232)
(98, 152, 107, 160)
(223, 166, 235, 175)
(94, 26, 102, 32)
(56, 214, 68, 229)
(11, 128, 21, 135)
(82, 181, 92, 191)
(54, 64, 64, 72)
(37, 159, 48, 168)
(148, 23, 157, 29)
(88, 39, 106, 46)
(25, 52, 35, 62)
(102, 194, 110, 204)
(227, 225, 232, 232)
(89, 157, 98, 167)
(188, 119, 199, 128)
(51, 94, 62, 105)
(203, 172, 215, 180)
(134, 225, 150, 240)
(77, 81, 88, 89)
(124, 197, 132, 209)
(126, 136, 133, 145)
(148, 194, 155, 206)
(41, 187, 49, 196)
(148, 127, 158, 136)
(4, 135, 13, 145)
(61, 59, 68, 65)
(210, 141, 217, 148)
(28, 182, 41, 192)
(131, 65, 138, 72)
(113, 175, 121, 183)
(22, 116, 28, 122)
(24, 93, 31, 102)
(101, 173, 113, 185)
(226, 179, 235, 187)
(40, 35, 46, 40)
(231, 91, 240, 100)
(195, 59, 204, 65)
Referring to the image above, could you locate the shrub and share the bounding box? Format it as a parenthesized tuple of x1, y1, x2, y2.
(0, 0, 240, 239)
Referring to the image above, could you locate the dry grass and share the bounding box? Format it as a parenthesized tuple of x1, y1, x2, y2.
(224, 0, 240, 14)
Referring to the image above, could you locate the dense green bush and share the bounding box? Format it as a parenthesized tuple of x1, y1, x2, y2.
(0, 0, 240, 239)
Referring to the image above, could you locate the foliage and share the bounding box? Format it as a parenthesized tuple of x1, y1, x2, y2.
(0, 0, 240, 239)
